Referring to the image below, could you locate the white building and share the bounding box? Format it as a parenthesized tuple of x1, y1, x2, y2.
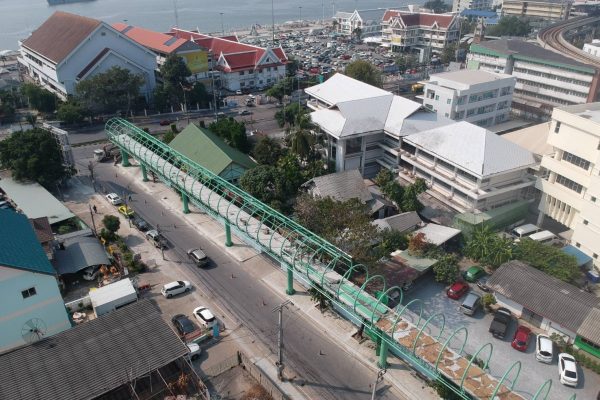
(536, 102, 600, 271)
(333, 9, 387, 38)
(501, 0, 571, 21)
(399, 121, 537, 212)
(453, 0, 493, 13)
(583, 39, 600, 58)
(18, 11, 157, 100)
(420, 69, 516, 127)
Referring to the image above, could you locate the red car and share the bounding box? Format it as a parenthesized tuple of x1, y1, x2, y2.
(446, 281, 469, 300)
(511, 325, 531, 352)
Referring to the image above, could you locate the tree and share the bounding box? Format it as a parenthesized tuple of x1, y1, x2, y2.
(266, 77, 294, 103)
(102, 215, 121, 235)
(375, 229, 409, 258)
(433, 253, 459, 284)
(395, 54, 419, 72)
(344, 60, 382, 87)
(289, 129, 313, 160)
(309, 286, 330, 313)
(275, 153, 305, 199)
(76, 66, 144, 115)
(408, 232, 428, 256)
(423, 0, 451, 13)
(487, 16, 532, 37)
(188, 82, 211, 108)
(352, 27, 363, 41)
(25, 113, 37, 127)
(252, 136, 283, 165)
(21, 83, 56, 113)
(441, 44, 457, 64)
(401, 185, 423, 213)
(57, 101, 85, 125)
(162, 130, 176, 144)
(482, 293, 496, 312)
(465, 225, 512, 268)
(0, 128, 74, 188)
(275, 102, 307, 127)
(514, 239, 579, 283)
(286, 57, 300, 77)
(208, 117, 251, 153)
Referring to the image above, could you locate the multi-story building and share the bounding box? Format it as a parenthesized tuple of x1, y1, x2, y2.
(399, 121, 537, 212)
(420, 69, 516, 127)
(381, 11, 460, 53)
(168, 28, 287, 92)
(453, 0, 493, 13)
(333, 9, 387, 38)
(535, 102, 600, 271)
(18, 11, 157, 100)
(467, 39, 600, 120)
(501, 0, 571, 21)
(583, 39, 600, 58)
(0, 208, 71, 352)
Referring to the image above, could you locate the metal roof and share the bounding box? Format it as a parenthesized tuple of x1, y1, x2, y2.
(0, 177, 75, 225)
(500, 122, 553, 158)
(53, 235, 110, 275)
(89, 278, 136, 309)
(413, 223, 461, 246)
(0, 300, 189, 400)
(304, 170, 373, 203)
(577, 308, 600, 344)
(0, 208, 55, 275)
(372, 211, 423, 233)
(487, 261, 600, 333)
(305, 73, 391, 106)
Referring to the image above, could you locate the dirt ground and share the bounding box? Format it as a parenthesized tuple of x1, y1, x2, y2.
(207, 366, 271, 400)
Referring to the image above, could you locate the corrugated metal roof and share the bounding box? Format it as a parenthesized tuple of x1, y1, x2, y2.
(487, 261, 600, 333)
(53, 236, 110, 275)
(0, 300, 188, 400)
(577, 308, 600, 344)
(29, 217, 53, 243)
(413, 223, 461, 246)
(0, 208, 55, 275)
(372, 211, 423, 233)
(305, 73, 391, 106)
(89, 278, 136, 309)
(112, 23, 193, 54)
(306, 170, 373, 203)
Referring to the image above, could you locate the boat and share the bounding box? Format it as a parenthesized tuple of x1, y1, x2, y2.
(47, 0, 96, 5)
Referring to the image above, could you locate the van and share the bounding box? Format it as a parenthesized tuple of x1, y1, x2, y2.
(528, 230, 557, 244)
(460, 293, 481, 316)
(512, 223, 540, 239)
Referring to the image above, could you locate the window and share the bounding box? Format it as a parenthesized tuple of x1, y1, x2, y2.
(435, 95, 439, 101)
(446, 98, 451, 104)
(22, 287, 36, 299)
(239, 71, 245, 76)
(554, 121, 561, 134)
(345, 137, 362, 154)
(562, 151, 590, 170)
(555, 174, 583, 193)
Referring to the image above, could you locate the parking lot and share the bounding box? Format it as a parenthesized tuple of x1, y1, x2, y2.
(403, 276, 599, 399)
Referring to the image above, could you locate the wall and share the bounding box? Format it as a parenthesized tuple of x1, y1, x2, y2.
(494, 293, 524, 317)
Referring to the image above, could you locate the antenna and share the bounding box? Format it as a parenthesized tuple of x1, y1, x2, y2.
(22, 318, 47, 344)
(173, 0, 179, 27)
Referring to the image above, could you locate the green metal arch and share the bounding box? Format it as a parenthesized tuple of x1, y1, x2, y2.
(490, 361, 521, 399)
(352, 274, 386, 315)
(459, 342, 493, 390)
(390, 298, 424, 340)
(320, 255, 342, 287)
(412, 312, 445, 354)
(435, 326, 468, 371)
(531, 379, 552, 400)
(370, 286, 403, 326)
(336, 263, 369, 302)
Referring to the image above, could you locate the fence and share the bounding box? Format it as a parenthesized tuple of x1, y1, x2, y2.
(64, 295, 92, 313)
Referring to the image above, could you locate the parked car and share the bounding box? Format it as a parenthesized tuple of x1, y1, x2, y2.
(460, 293, 481, 316)
(146, 229, 167, 248)
(476, 276, 491, 292)
(171, 314, 202, 342)
(489, 307, 512, 339)
(558, 353, 578, 387)
(131, 215, 149, 231)
(511, 325, 531, 352)
(82, 266, 100, 281)
(118, 205, 134, 218)
(161, 280, 191, 298)
(447, 281, 469, 300)
(159, 119, 173, 126)
(193, 306, 216, 328)
(186, 343, 202, 361)
(187, 248, 209, 267)
(536, 334, 554, 363)
(106, 193, 123, 205)
(463, 266, 486, 282)
(235, 89, 243, 95)
(238, 110, 252, 116)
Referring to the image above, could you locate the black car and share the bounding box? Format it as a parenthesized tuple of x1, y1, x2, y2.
(131, 215, 149, 231)
(171, 314, 202, 341)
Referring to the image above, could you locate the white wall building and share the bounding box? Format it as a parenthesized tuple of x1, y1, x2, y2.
(583, 39, 600, 58)
(333, 9, 387, 38)
(453, 0, 493, 13)
(399, 121, 537, 212)
(420, 69, 516, 127)
(18, 11, 157, 100)
(536, 102, 600, 271)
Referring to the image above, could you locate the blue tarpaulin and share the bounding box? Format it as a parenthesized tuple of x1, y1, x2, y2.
(562, 245, 592, 267)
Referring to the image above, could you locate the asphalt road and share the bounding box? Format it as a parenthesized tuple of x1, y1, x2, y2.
(75, 146, 403, 400)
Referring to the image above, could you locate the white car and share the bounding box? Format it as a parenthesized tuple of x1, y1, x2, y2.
(82, 267, 99, 281)
(186, 342, 202, 361)
(105, 193, 123, 205)
(558, 353, 578, 387)
(193, 306, 216, 328)
(161, 280, 192, 298)
(535, 334, 554, 364)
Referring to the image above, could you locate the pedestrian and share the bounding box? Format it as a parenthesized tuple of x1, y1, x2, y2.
(128, 194, 132, 202)
(92, 205, 97, 214)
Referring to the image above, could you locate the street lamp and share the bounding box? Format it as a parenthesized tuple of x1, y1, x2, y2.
(179, 82, 189, 124)
(219, 12, 224, 36)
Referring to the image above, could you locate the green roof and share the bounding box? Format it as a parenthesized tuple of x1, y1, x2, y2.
(168, 124, 256, 176)
(0, 208, 55, 275)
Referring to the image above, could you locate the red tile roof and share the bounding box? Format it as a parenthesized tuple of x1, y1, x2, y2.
(383, 10, 455, 29)
(22, 11, 101, 63)
(169, 28, 287, 71)
(112, 23, 191, 54)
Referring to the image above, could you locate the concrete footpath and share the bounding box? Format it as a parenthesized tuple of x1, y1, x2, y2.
(113, 162, 438, 400)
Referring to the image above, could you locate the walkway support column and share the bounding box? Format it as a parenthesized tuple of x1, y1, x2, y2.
(141, 164, 149, 182)
(121, 149, 130, 167)
(286, 263, 295, 295)
(378, 337, 389, 368)
(225, 221, 233, 247)
(182, 191, 190, 214)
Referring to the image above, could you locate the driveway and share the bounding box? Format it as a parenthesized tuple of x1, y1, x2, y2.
(403, 277, 600, 399)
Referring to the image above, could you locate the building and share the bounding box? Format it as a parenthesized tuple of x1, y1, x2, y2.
(372, 211, 424, 234)
(333, 9, 387, 38)
(487, 260, 600, 358)
(583, 39, 600, 58)
(453, 0, 493, 13)
(501, 0, 571, 22)
(0, 300, 202, 400)
(399, 121, 537, 212)
(381, 11, 460, 54)
(502, 122, 553, 172)
(29, 217, 55, 260)
(168, 124, 256, 184)
(467, 39, 600, 120)
(53, 235, 110, 277)
(306, 73, 453, 177)
(112, 23, 210, 82)
(535, 103, 600, 271)
(0, 208, 71, 353)
(420, 69, 516, 127)
(168, 28, 287, 92)
(18, 11, 157, 100)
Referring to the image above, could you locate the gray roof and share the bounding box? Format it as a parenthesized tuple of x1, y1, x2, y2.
(487, 261, 600, 333)
(355, 8, 387, 22)
(54, 236, 110, 275)
(305, 170, 373, 203)
(373, 211, 423, 233)
(0, 300, 189, 400)
(577, 308, 600, 344)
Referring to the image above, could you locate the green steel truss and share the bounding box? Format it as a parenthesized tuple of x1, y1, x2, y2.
(106, 118, 560, 400)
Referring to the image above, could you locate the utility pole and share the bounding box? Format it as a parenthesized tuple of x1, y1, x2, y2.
(88, 160, 96, 192)
(88, 204, 97, 237)
(271, 0, 275, 46)
(157, 224, 165, 260)
(123, 191, 131, 228)
(371, 369, 387, 400)
(219, 12, 224, 36)
(272, 300, 292, 381)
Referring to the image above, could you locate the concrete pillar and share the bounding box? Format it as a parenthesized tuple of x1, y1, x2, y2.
(286, 263, 296, 295)
(225, 221, 233, 247)
(141, 164, 149, 182)
(121, 149, 130, 167)
(378, 337, 389, 368)
(182, 191, 190, 214)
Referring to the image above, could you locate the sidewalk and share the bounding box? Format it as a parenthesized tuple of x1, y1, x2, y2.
(114, 162, 438, 400)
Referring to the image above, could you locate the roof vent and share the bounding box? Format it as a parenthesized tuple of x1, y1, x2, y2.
(560, 289, 570, 295)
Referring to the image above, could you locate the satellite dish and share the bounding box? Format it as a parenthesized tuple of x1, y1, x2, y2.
(21, 318, 47, 344)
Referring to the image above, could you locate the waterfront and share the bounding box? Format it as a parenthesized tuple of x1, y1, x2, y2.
(0, 0, 424, 51)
